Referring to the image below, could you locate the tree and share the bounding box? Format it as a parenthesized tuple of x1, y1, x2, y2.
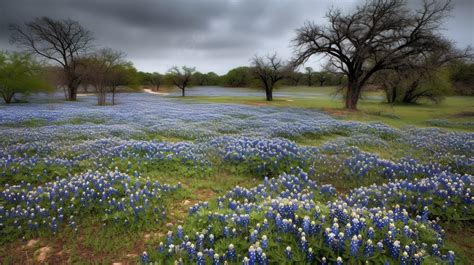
(222, 67, 253, 87)
(9, 17, 93, 101)
(0, 51, 51, 104)
(314, 72, 328, 87)
(81, 48, 125, 105)
(168, 66, 195, 97)
(293, 0, 465, 110)
(109, 62, 139, 105)
(192, 72, 207, 86)
(377, 66, 452, 104)
(304, 67, 314, 86)
(192, 72, 220, 86)
(204, 72, 220, 86)
(146, 72, 162, 91)
(449, 60, 474, 95)
(252, 54, 291, 101)
(286, 71, 304, 86)
(376, 48, 461, 104)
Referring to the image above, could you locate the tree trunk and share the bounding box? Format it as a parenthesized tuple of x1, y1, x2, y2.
(265, 87, 273, 101)
(345, 80, 361, 110)
(112, 87, 116, 105)
(63, 86, 68, 100)
(402, 80, 419, 104)
(68, 84, 78, 101)
(2, 93, 14, 104)
(97, 87, 106, 106)
(182, 87, 185, 97)
(155, 85, 159, 91)
(385, 85, 397, 104)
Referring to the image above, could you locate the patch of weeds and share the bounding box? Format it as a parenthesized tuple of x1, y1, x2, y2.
(55, 116, 107, 125)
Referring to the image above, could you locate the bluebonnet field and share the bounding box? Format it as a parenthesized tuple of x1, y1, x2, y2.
(0, 93, 472, 263)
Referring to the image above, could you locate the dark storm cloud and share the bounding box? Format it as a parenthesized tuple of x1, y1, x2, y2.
(0, 0, 472, 74)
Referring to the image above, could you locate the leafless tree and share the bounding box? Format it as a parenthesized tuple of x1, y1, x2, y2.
(252, 54, 291, 101)
(108, 62, 137, 105)
(9, 17, 93, 101)
(147, 72, 162, 91)
(376, 45, 465, 104)
(168, 66, 195, 97)
(81, 48, 125, 105)
(293, 0, 468, 110)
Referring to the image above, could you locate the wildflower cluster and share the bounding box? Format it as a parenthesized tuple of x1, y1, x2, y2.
(145, 169, 456, 264)
(0, 169, 179, 239)
(346, 171, 473, 222)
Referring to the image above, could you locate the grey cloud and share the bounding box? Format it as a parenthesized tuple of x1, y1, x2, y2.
(0, 0, 472, 74)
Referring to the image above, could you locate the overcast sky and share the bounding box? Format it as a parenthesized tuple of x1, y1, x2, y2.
(0, 0, 472, 74)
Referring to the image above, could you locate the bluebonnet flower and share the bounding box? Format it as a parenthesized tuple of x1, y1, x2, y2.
(285, 246, 292, 260)
(261, 235, 268, 249)
(141, 252, 149, 263)
(227, 244, 236, 261)
(197, 252, 205, 265)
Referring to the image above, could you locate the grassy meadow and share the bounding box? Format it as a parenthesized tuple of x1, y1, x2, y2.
(0, 88, 472, 264)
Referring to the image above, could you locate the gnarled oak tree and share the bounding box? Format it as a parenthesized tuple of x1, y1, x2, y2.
(293, 0, 458, 110)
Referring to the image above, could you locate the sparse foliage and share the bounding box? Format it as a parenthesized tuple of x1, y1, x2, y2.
(80, 48, 126, 105)
(293, 0, 467, 109)
(168, 66, 196, 97)
(252, 54, 291, 101)
(146, 72, 162, 91)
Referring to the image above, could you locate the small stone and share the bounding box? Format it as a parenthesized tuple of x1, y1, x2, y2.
(26, 239, 39, 248)
(35, 246, 52, 263)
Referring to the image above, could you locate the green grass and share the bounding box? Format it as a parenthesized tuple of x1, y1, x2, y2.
(1, 89, 472, 263)
(176, 86, 474, 130)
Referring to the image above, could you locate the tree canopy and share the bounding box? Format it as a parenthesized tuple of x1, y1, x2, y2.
(0, 51, 52, 104)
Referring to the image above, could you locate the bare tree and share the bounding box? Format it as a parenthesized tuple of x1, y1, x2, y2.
(108, 62, 138, 105)
(9, 17, 93, 101)
(376, 47, 463, 104)
(147, 72, 162, 91)
(293, 0, 467, 110)
(252, 54, 291, 101)
(168, 66, 195, 97)
(81, 48, 125, 105)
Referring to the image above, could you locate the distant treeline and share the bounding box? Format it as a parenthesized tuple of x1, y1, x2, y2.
(136, 62, 474, 97)
(136, 66, 347, 90)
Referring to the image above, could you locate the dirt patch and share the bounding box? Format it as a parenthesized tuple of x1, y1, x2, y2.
(143, 88, 169, 96)
(26, 239, 39, 248)
(445, 224, 474, 262)
(35, 246, 52, 263)
(452, 111, 474, 118)
(196, 188, 216, 201)
(322, 108, 352, 117)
